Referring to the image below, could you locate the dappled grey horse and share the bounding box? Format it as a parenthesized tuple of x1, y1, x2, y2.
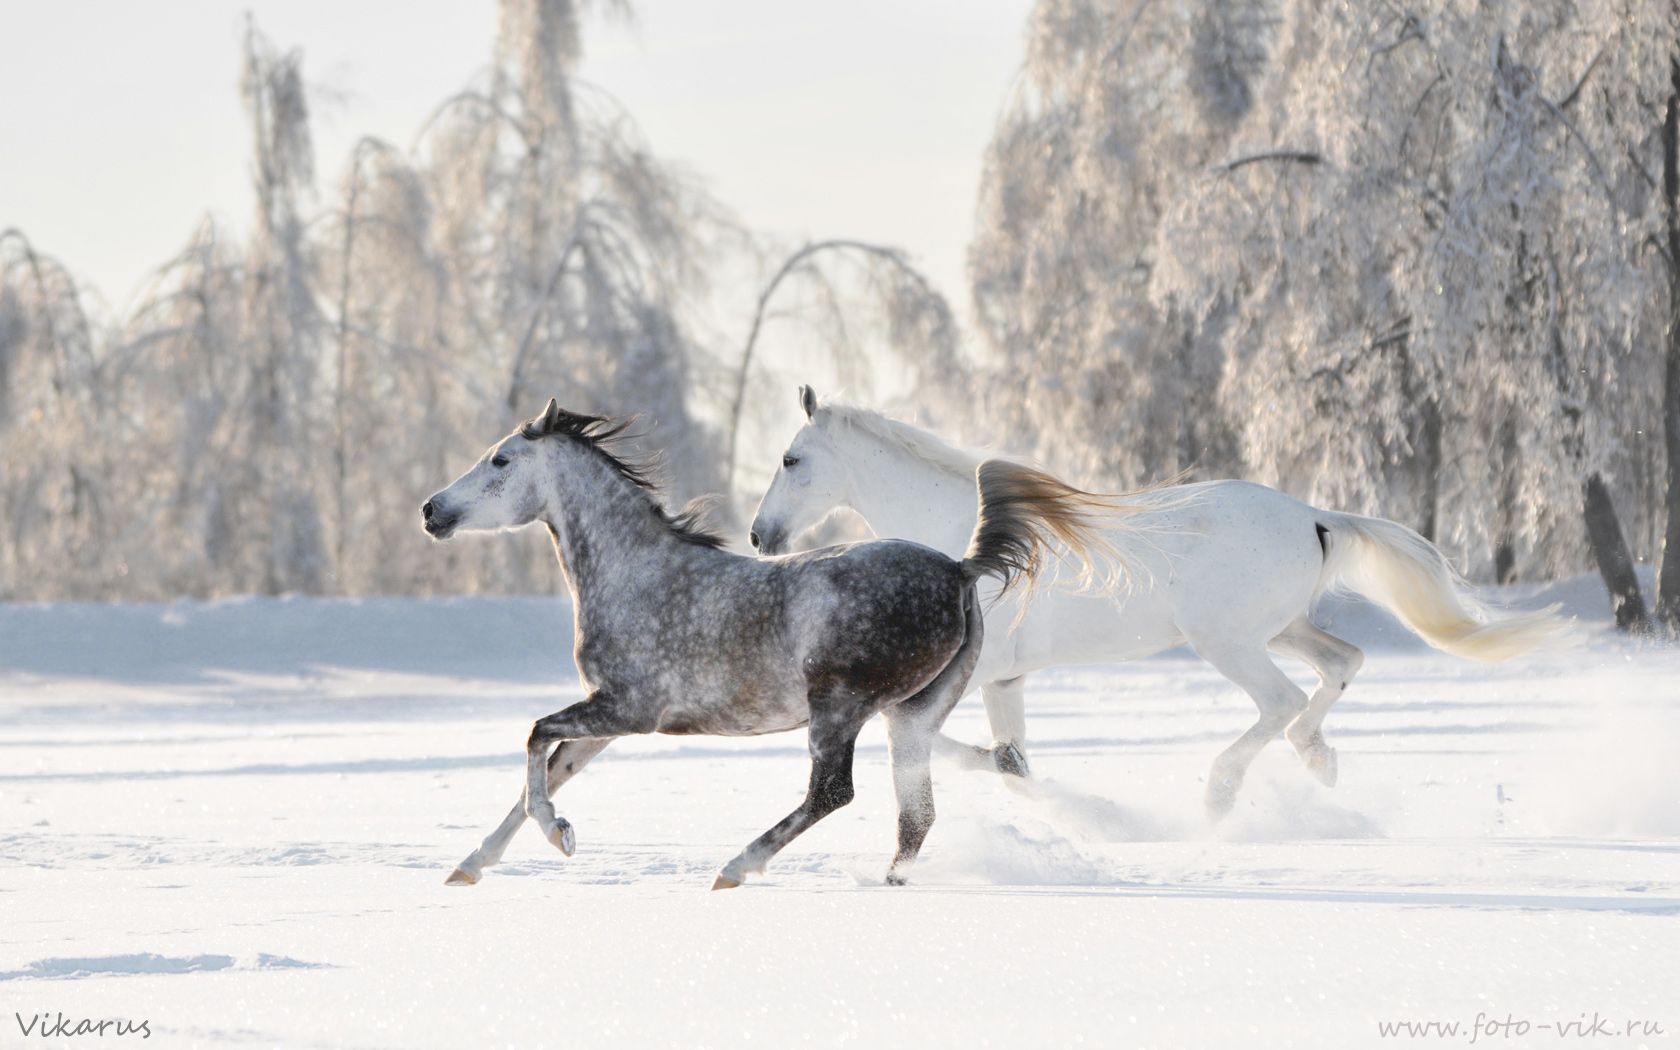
(421, 399, 1113, 889)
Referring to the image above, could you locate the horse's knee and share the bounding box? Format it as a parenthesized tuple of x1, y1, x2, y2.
(1258, 687, 1308, 723)
(527, 721, 554, 750)
(1336, 646, 1365, 686)
(1312, 638, 1363, 690)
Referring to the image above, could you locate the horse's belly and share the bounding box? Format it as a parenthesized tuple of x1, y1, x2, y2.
(984, 587, 1183, 679)
(1052, 589, 1182, 663)
(654, 688, 809, 737)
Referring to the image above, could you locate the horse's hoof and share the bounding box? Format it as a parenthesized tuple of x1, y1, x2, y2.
(1289, 728, 1339, 788)
(545, 819, 576, 856)
(1204, 781, 1237, 822)
(993, 742, 1031, 779)
(711, 873, 742, 891)
(444, 866, 480, 886)
(1307, 745, 1338, 788)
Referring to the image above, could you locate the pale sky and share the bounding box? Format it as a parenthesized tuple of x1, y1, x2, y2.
(0, 1, 1032, 318)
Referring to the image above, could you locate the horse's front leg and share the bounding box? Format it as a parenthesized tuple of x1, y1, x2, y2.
(446, 737, 613, 885)
(930, 676, 1030, 779)
(525, 692, 653, 855)
(979, 675, 1030, 777)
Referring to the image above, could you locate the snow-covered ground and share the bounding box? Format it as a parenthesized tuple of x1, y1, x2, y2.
(3, 577, 1678, 1048)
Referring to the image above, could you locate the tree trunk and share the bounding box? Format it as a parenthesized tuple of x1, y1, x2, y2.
(1395, 335, 1441, 543)
(1417, 396, 1442, 543)
(1538, 244, 1648, 632)
(1654, 60, 1680, 631)
(334, 159, 360, 596)
(1494, 417, 1520, 584)
(1583, 473, 1651, 632)
(1659, 288, 1680, 629)
(1493, 539, 1518, 586)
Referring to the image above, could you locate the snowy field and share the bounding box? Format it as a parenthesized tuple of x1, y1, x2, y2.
(3, 577, 1678, 1048)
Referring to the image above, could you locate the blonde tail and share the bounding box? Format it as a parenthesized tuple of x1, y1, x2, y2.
(1319, 512, 1570, 661)
(960, 460, 1141, 598)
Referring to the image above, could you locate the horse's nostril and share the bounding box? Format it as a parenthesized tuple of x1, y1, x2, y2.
(422, 501, 435, 521)
(749, 530, 760, 549)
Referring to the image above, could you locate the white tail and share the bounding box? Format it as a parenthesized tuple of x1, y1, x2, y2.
(1318, 512, 1570, 662)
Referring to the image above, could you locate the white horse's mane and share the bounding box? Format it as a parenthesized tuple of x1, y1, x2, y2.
(818, 400, 984, 478)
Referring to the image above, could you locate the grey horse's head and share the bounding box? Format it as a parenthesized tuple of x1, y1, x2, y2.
(749, 385, 852, 555)
(421, 400, 567, 540)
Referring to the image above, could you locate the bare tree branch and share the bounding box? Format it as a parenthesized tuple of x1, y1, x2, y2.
(1218, 150, 1323, 174)
(723, 240, 944, 490)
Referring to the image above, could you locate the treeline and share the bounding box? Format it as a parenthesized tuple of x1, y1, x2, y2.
(3, 0, 1679, 633)
(3, 6, 739, 600)
(0, 3, 960, 602)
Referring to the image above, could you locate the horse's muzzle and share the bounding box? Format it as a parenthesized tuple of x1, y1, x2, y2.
(749, 522, 786, 556)
(421, 499, 460, 539)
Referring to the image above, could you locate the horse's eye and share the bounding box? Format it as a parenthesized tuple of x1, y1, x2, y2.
(491, 455, 509, 469)
(782, 454, 799, 469)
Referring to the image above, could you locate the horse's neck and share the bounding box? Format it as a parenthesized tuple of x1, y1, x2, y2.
(543, 463, 699, 614)
(843, 437, 978, 559)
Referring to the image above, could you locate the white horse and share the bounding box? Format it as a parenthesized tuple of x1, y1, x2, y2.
(748, 387, 1567, 817)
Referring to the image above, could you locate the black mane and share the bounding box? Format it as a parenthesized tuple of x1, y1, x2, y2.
(521, 406, 727, 550)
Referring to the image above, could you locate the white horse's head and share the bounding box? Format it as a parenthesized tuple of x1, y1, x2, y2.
(749, 386, 853, 555)
(421, 400, 564, 540)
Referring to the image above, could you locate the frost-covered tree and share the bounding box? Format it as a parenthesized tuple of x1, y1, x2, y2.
(976, 0, 1679, 627)
(1151, 1, 1673, 625)
(240, 20, 329, 595)
(108, 220, 249, 596)
(377, 0, 730, 592)
(0, 230, 111, 599)
(968, 0, 1272, 488)
(0, 1, 737, 599)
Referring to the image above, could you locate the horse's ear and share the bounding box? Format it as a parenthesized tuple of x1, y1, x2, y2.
(798, 385, 817, 419)
(539, 398, 561, 431)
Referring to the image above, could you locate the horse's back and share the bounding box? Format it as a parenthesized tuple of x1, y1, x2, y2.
(977, 480, 1325, 679)
(1140, 479, 1326, 634)
(778, 538, 973, 702)
(1127, 479, 1320, 560)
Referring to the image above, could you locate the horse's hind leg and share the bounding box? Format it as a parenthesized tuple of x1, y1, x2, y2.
(1191, 640, 1309, 820)
(712, 711, 865, 890)
(446, 738, 612, 886)
(882, 681, 970, 885)
(882, 585, 985, 885)
(1271, 618, 1363, 788)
